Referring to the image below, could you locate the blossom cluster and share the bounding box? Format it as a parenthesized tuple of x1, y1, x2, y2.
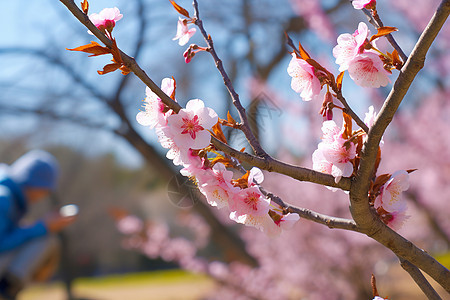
(137, 78, 299, 236)
(333, 22, 390, 88)
(312, 121, 356, 184)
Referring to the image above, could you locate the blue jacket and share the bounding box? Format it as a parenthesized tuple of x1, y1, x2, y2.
(0, 175, 47, 253)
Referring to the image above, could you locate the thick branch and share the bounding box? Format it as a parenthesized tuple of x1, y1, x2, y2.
(192, 0, 268, 158)
(351, 0, 450, 292)
(399, 257, 442, 300)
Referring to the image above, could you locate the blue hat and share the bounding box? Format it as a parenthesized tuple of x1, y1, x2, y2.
(10, 150, 59, 190)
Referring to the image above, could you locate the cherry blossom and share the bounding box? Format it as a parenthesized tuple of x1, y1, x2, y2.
(197, 163, 238, 209)
(374, 171, 410, 213)
(347, 52, 391, 88)
(229, 186, 270, 219)
(166, 99, 218, 151)
(88, 7, 123, 34)
(136, 78, 175, 128)
(313, 121, 356, 183)
(173, 17, 197, 46)
(263, 212, 300, 236)
(287, 53, 321, 101)
(333, 22, 370, 72)
(352, 0, 376, 10)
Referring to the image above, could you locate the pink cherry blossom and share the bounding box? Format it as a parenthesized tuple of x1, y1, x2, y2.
(88, 7, 123, 34)
(229, 186, 270, 218)
(374, 170, 410, 213)
(248, 167, 264, 186)
(173, 17, 197, 46)
(197, 163, 238, 209)
(347, 52, 391, 88)
(136, 78, 175, 128)
(263, 212, 301, 237)
(333, 22, 370, 72)
(312, 121, 356, 183)
(166, 99, 218, 151)
(352, 0, 376, 10)
(287, 54, 321, 101)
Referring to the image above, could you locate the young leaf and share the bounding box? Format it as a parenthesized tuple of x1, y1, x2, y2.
(336, 71, 345, 91)
(97, 62, 121, 75)
(67, 41, 111, 57)
(342, 112, 353, 140)
(169, 0, 190, 18)
(211, 122, 228, 144)
(81, 0, 89, 14)
(298, 41, 311, 60)
(369, 26, 398, 42)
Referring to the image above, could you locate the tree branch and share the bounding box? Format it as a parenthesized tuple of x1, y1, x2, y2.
(350, 0, 450, 292)
(399, 257, 442, 300)
(266, 193, 361, 232)
(192, 0, 268, 158)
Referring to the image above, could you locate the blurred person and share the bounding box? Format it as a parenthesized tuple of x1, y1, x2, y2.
(0, 150, 76, 300)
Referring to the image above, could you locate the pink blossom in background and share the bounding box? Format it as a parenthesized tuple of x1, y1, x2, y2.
(333, 22, 370, 72)
(289, 0, 336, 42)
(375, 170, 410, 213)
(117, 215, 144, 235)
(88, 7, 123, 34)
(352, 0, 376, 10)
(347, 52, 391, 88)
(173, 17, 196, 46)
(136, 78, 175, 128)
(166, 99, 218, 150)
(287, 54, 322, 101)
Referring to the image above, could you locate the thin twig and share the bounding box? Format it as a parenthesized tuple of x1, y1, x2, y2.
(266, 192, 362, 232)
(192, 0, 268, 158)
(351, 0, 450, 292)
(362, 8, 409, 62)
(398, 257, 442, 300)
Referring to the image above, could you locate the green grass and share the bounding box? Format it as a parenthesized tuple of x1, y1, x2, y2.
(73, 269, 208, 287)
(435, 251, 450, 268)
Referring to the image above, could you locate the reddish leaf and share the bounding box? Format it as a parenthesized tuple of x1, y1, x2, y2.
(391, 49, 403, 70)
(369, 26, 398, 42)
(98, 63, 121, 75)
(336, 71, 345, 91)
(239, 147, 246, 152)
(298, 41, 311, 60)
(342, 112, 353, 140)
(169, 0, 190, 18)
(81, 0, 89, 14)
(211, 122, 228, 144)
(119, 65, 131, 75)
(170, 76, 177, 100)
(67, 41, 111, 57)
(227, 111, 236, 125)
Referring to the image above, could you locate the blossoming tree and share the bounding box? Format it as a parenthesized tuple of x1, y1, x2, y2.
(58, 0, 449, 298)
